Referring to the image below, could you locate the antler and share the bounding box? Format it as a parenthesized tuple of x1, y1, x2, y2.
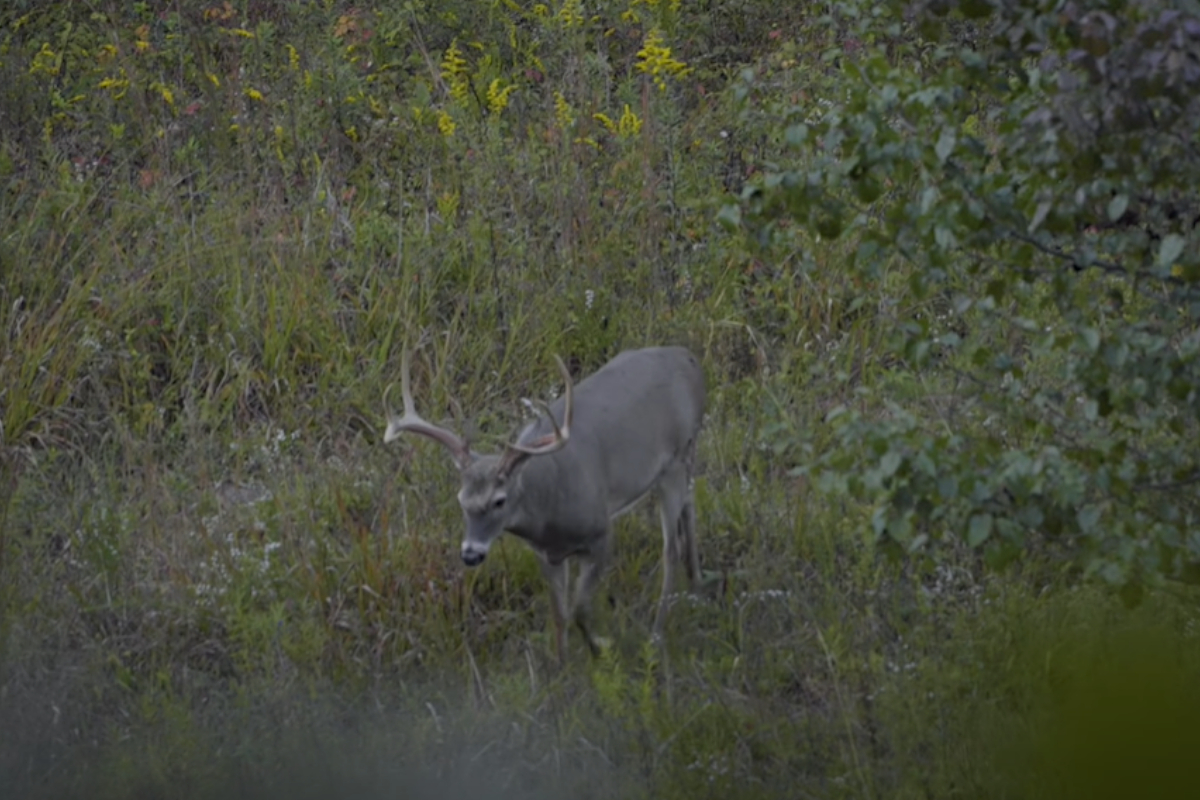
(499, 355, 573, 471)
(383, 351, 473, 469)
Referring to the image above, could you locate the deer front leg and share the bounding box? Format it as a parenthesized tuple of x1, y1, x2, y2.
(538, 555, 570, 664)
(572, 532, 612, 657)
(653, 464, 688, 642)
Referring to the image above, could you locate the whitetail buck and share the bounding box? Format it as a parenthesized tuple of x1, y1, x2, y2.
(383, 346, 706, 662)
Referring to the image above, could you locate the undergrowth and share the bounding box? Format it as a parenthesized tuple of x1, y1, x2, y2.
(2, 2, 1197, 798)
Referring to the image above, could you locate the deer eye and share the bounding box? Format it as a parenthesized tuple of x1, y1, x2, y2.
(493, 495, 506, 509)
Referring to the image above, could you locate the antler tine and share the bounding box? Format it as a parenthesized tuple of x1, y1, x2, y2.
(506, 355, 573, 456)
(383, 351, 472, 467)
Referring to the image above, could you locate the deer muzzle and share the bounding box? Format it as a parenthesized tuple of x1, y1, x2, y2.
(461, 542, 487, 567)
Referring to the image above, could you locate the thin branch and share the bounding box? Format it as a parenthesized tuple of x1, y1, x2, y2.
(1005, 229, 1139, 279)
(1134, 471, 1200, 492)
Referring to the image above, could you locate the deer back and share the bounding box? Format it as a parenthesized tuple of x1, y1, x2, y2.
(511, 347, 705, 525)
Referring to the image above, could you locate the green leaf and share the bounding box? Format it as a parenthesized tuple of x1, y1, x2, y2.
(1028, 201, 1051, 233)
(920, 186, 940, 215)
(785, 124, 808, 146)
(935, 225, 957, 250)
(871, 506, 888, 540)
(937, 474, 958, 500)
(1099, 560, 1124, 585)
(1077, 504, 1102, 534)
(967, 513, 993, 547)
(716, 204, 741, 231)
(1106, 193, 1129, 221)
(935, 128, 956, 164)
(1080, 327, 1100, 352)
(1157, 234, 1185, 269)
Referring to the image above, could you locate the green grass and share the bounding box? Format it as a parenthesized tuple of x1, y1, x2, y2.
(2, 3, 1199, 798)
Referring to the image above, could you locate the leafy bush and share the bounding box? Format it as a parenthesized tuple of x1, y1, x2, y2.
(740, 0, 1200, 597)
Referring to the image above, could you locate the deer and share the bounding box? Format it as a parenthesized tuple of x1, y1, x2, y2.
(383, 346, 706, 663)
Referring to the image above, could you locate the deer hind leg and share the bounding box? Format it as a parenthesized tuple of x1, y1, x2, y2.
(653, 461, 688, 642)
(538, 555, 570, 664)
(571, 530, 612, 657)
(678, 440, 701, 586)
(678, 495, 700, 586)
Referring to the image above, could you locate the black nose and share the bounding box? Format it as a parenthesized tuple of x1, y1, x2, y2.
(462, 550, 486, 567)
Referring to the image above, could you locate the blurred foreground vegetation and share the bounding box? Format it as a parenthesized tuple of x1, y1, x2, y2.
(2, 1, 1199, 797)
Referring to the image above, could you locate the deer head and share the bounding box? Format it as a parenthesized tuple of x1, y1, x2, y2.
(384, 351, 573, 565)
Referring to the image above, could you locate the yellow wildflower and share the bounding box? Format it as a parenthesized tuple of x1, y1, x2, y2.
(207, 72, 221, 87)
(98, 69, 130, 99)
(245, 87, 264, 101)
(154, 83, 175, 107)
(486, 78, 517, 115)
(554, 91, 575, 129)
(594, 104, 642, 139)
(437, 110, 456, 137)
(636, 28, 690, 91)
(29, 43, 60, 76)
(617, 103, 642, 137)
(558, 0, 583, 27)
(440, 39, 470, 103)
(287, 44, 300, 71)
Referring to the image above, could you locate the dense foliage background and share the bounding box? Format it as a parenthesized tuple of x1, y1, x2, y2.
(2, 1, 1198, 797)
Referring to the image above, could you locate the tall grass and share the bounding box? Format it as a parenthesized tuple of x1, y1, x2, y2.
(2, 3, 1198, 798)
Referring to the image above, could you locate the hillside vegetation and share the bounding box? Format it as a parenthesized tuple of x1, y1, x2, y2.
(2, 1, 1199, 798)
